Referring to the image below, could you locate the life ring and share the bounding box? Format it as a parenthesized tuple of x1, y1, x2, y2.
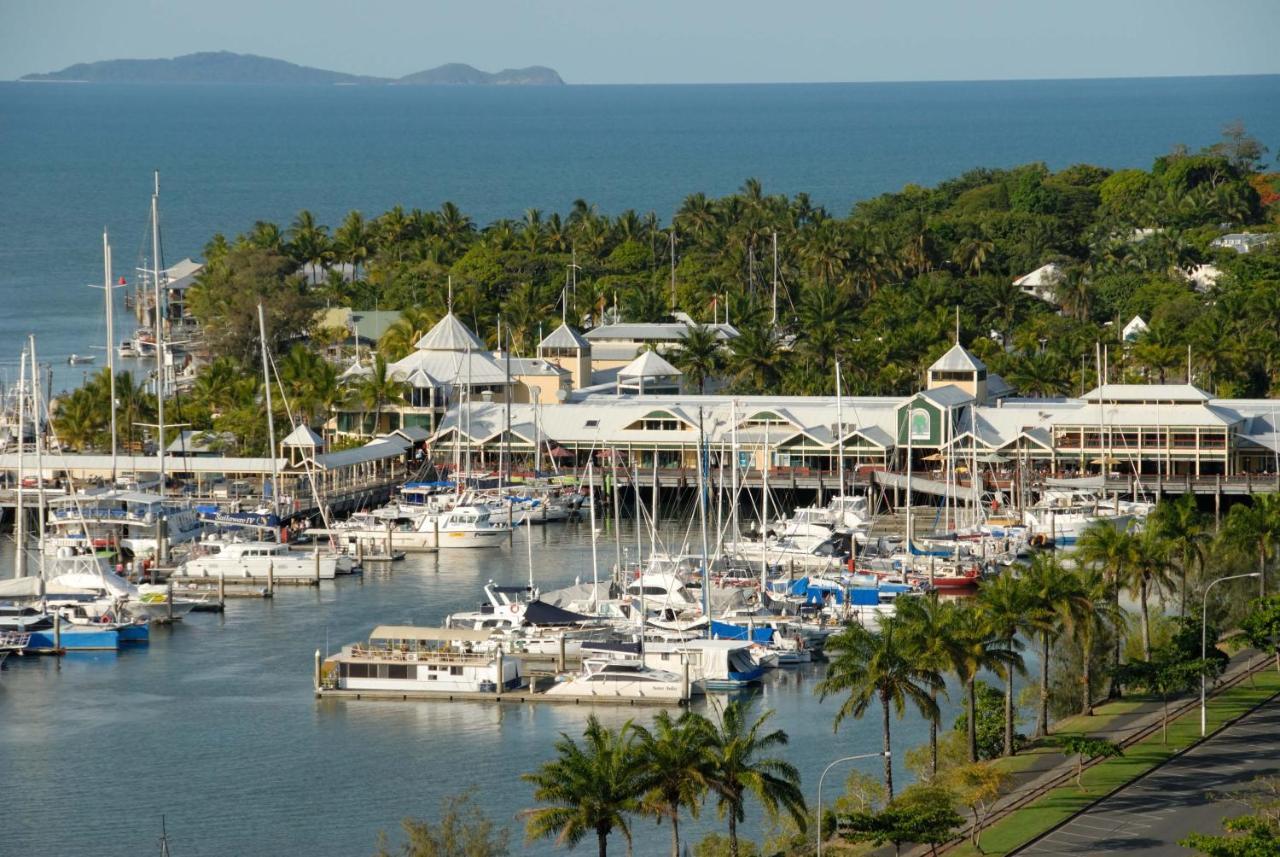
(100, 614, 112, 624)
(508, 604, 519, 614)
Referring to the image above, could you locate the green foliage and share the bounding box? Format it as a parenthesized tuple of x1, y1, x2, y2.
(1051, 734, 1124, 791)
(1181, 814, 1280, 857)
(1240, 595, 1280, 667)
(374, 790, 509, 857)
(691, 833, 760, 857)
(954, 681, 1024, 761)
(840, 784, 964, 854)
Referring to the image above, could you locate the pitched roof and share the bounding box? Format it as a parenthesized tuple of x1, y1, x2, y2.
(929, 343, 987, 373)
(618, 350, 682, 378)
(539, 323, 591, 350)
(414, 312, 485, 352)
(1013, 262, 1064, 287)
(281, 423, 324, 447)
(1081, 384, 1211, 404)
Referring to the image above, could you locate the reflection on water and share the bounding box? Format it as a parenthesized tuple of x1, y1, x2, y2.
(0, 521, 955, 855)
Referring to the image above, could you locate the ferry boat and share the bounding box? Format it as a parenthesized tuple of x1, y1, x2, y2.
(46, 490, 203, 557)
(180, 540, 338, 580)
(543, 642, 689, 702)
(321, 626, 522, 694)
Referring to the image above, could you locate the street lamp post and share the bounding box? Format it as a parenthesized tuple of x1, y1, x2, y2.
(817, 752, 889, 857)
(1202, 572, 1261, 736)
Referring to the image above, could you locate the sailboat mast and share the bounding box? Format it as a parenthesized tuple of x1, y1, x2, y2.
(29, 337, 46, 567)
(696, 408, 711, 627)
(771, 231, 778, 326)
(151, 182, 166, 494)
(104, 231, 118, 483)
(587, 459, 599, 606)
(730, 400, 739, 552)
(258, 303, 280, 523)
(835, 359, 845, 500)
(761, 418, 770, 589)
(14, 346, 25, 579)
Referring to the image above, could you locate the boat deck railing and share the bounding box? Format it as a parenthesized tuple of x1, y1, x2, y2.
(348, 644, 493, 665)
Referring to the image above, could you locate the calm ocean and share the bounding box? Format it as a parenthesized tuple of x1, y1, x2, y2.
(1, 76, 1277, 856)
(2, 75, 1280, 387)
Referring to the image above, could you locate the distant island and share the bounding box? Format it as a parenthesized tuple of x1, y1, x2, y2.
(19, 51, 565, 86)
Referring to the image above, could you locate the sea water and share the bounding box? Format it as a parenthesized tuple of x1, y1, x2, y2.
(2, 75, 1279, 388)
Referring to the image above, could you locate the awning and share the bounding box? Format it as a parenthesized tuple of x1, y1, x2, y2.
(369, 626, 494, 642)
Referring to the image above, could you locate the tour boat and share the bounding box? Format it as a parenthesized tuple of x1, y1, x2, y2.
(321, 626, 523, 694)
(46, 490, 203, 557)
(180, 540, 338, 580)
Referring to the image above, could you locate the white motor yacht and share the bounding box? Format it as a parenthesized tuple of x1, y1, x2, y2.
(544, 643, 689, 702)
(180, 539, 338, 580)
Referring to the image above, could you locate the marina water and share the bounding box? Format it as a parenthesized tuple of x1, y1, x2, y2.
(1, 519, 955, 855)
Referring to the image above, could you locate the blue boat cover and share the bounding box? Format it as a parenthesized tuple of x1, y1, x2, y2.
(710, 620, 775, 644)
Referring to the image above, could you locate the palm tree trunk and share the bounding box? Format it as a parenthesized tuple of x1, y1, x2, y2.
(1261, 544, 1268, 598)
(728, 814, 739, 857)
(598, 827, 608, 857)
(1038, 631, 1050, 738)
(1004, 650, 1015, 757)
(1081, 629, 1094, 717)
(1180, 547, 1190, 617)
(967, 676, 978, 763)
(1140, 578, 1151, 662)
(882, 692, 894, 800)
(929, 686, 938, 780)
(1111, 587, 1123, 700)
(670, 812, 680, 857)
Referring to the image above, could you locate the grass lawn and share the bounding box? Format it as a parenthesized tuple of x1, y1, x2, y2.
(948, 669, 1280, 857)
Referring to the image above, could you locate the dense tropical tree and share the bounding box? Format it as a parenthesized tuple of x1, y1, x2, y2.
(1021, 554, 1088, 737)
(1076, 522, 1138, 696)
(1149, 495, 1210, 616)
(668, 323, 724, 394)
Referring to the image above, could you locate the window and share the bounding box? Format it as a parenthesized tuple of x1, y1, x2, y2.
(388, 664, 411, 680)
(450, 666, 463, 676)
(585, 419, 600, 428)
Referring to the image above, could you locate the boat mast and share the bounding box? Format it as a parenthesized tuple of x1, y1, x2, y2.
(761, 417, 770, 590)
(835, 358, 845, 501)
(151, 176, 167, 500)
(258, 303, 280, 525)
(102, 231, 119, 483)
(14, 345, 25, 578)
(696, 407, 711, 628)
(30, 337, 46, 575)
(587, 458, 599, 607)
(730, 399, 739, 553)
(771, 231, 778, 326)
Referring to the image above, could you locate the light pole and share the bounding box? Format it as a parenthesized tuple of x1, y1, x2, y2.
(817, 751, 888, 857)
(1202, 572, 1261, 736)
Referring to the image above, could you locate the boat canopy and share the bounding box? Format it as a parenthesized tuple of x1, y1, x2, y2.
(369, 626, 494, 643)
(522, 600, 596, 626)
(709, 620, 774, 644)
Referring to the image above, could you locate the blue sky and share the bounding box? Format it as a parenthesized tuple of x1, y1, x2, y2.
(2, 0, 1277, 84)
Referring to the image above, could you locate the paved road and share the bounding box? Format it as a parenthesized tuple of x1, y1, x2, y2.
(1014, 697, 1280, 856)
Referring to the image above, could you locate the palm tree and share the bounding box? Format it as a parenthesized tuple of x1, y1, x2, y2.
(378, 307, 438, 361)
(52, 389, 101, 451)
(669, 324, 723, 394)
(353, 354, 405, 435)
(1220, 496, 1280, 599)
(521, 715, 646, 857)
(976, 573, 1032, 756)
(1021, 554, 1088, 737)
(1076, 522, 1137, 696)
(894, 594, 964, 779)
(334, 210, 372, 279)
(1124, 528, 1174, 661)
(704, 700, 806, 857)
(816, 621, 942, 797)
(287, 209, 332, 275)
(632, 710, 713, 857)
(1148, 495, 1210, 616)
(1062, 565, 1124, 716)
(951, 604, 1021, 762)
(953, 235, 995, 276)
(727, 322, 782, 393)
